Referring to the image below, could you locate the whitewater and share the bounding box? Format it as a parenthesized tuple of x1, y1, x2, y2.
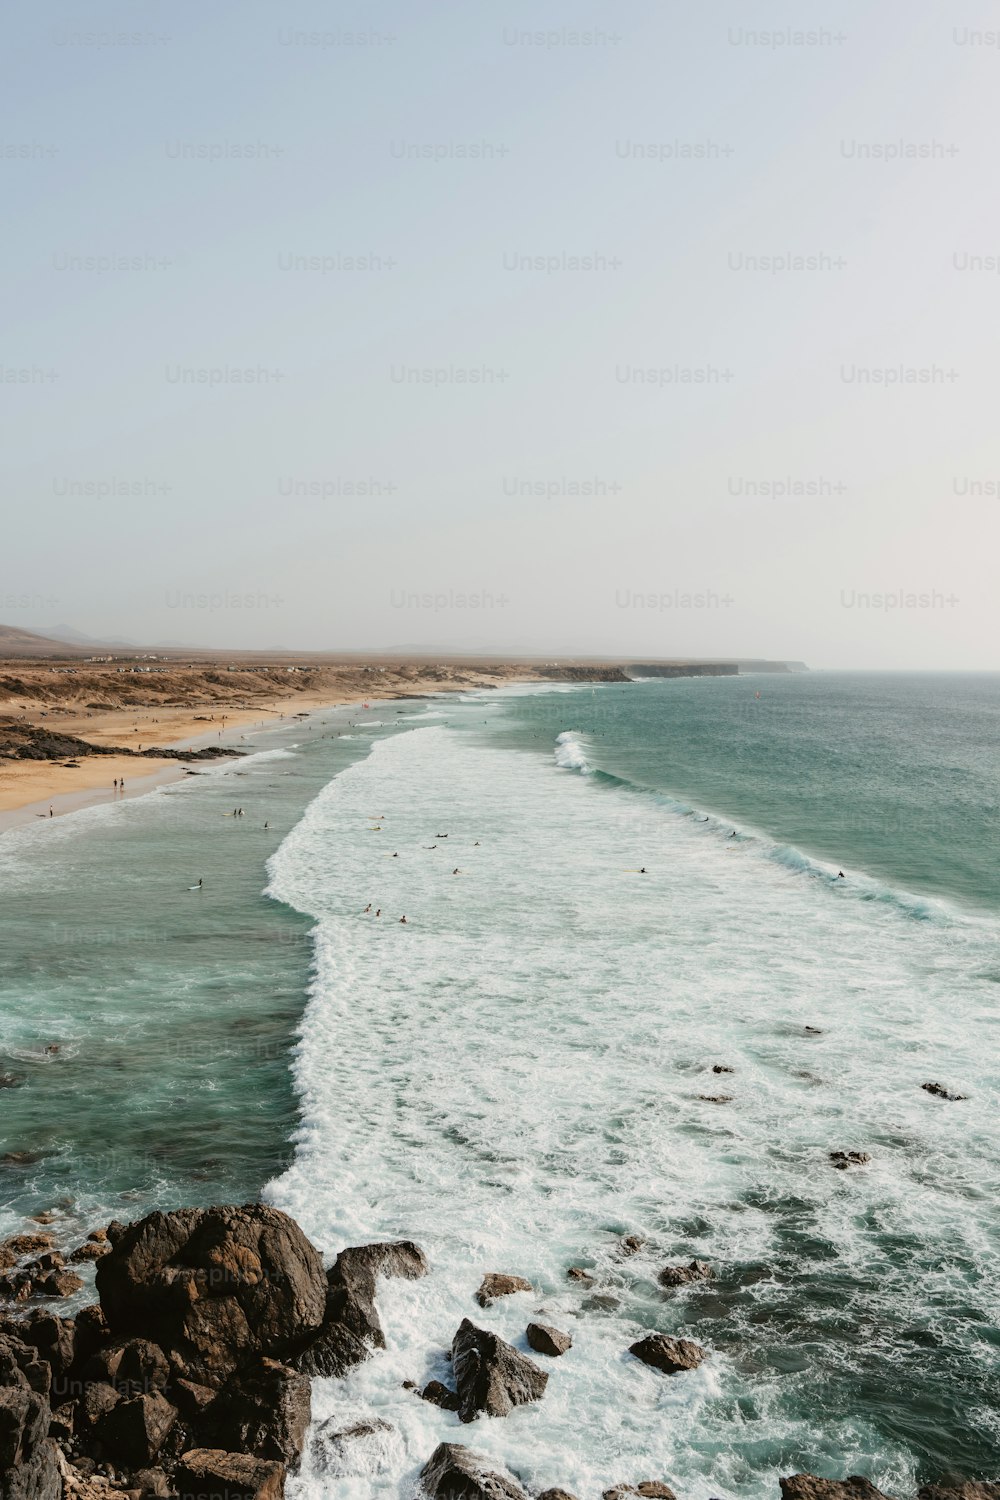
(265, 721, 1000, 1499)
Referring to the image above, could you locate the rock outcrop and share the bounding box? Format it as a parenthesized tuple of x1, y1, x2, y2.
(779, 1479, 891, 1500)
(419, 1441, 528, 1499)
(657, 1261, 712, 1289)
(295, 1240, 428, 1378)
(474, 1275, 531, 1308)
(628, 1333, 708, 1375)
(829, 1152, 871, 1170)
(451, 1320, 548, 1423)
(526, 1323, 572, 1357)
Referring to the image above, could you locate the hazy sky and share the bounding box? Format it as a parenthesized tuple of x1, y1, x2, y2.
(4, 0, 999, 668)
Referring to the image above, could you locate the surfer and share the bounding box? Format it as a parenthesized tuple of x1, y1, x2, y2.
(453, 867, 460, 875)
(392, 852, 398, 858)
(837, 870, 845, 879)
(638, 867, 648, 874)
(729, 830, 737, 838)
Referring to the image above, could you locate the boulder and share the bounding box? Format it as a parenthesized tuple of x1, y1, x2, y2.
(628, 1333, 707, 1375)
(14, 1313, 75, 1380)
(451, 1319, 548, 1423)
(95, 1206, 327, 1388)
(94, 1391, 177, 1468)
(419, 1441, 528, 1500)
(133, 1468, 170, 1497)
(474, 1275, 531, 1308)
(175, 1449, 284, 1500)
(922, 1083, 967, 1102)
(77, 1384, 120, 1431)
(310, 1417, 401, 1477)
(35, 1272, 84, 1299)
(698, 1095, 733, 1104)
(566, 1268, 593, 1284)
(72, 1307, 109, 1371)
(526, 1323, 572, 1357)
(0, 1334, 51, 1398)
(68, 1246, 109, 1266)
(658, 1261, 713, 1289)
(0, 1385, 59, 1500)
(539, 1492, 580, 1500)
(829, 1153, 871, 1170)
(712, 1065, 734, 1074)
(604, 1487, 676, 1500)
(1, 1238, 54, 1260)
(111, 1340, 171, 1398)
(779, 1480, 891, 1500)
(420, 1380, 460, 1412)
(296, 1240, 428, 1379)
(203, 1359, 310, 1465)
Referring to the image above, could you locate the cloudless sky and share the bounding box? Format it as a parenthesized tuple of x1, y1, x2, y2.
(3, 0, 999, 667)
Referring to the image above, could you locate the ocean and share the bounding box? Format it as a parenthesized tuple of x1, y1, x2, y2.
(2, 675, 999, 1498)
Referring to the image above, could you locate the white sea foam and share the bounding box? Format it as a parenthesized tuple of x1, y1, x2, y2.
(266, 726, 1000, 1500)
(554, 729, 592, 773)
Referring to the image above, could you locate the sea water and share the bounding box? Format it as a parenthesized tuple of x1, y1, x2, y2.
(2, 676, 999, 1497)
(266, 676, 1000, 1499)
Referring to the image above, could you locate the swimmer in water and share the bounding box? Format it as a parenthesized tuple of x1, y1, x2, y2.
(363, 903, 371, 913)
(392, 852, 398, 858)
(729, 830, 737, 838)
(375, 909, 381, 917)
(399, 915, 408, 924)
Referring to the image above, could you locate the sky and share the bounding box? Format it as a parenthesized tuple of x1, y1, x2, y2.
(3, 0, 999, 669)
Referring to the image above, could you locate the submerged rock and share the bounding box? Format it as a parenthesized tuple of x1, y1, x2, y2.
(451, 1319, 548, 1423)
(918, 1486, 1000, 1500)
(566, 1267, 593, 1285)
(475, 1274, 531, 1308)
(618, 1236, 646, 1258)
(829, 1152, 871, 1170)
(779, 1478, 891, 1500)
(605, 1486, 677, 1500)
(419, 1441, 528, 1500)
(526, 1322, 572, 1357)
(628, 1333, 708, 1375)
(310, 1416, 400, 1478)
(921, 1083, 967, 1102)
(658, 1260, 713, 1289)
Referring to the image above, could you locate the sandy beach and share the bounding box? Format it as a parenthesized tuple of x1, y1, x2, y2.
(0, 654, 628, 825)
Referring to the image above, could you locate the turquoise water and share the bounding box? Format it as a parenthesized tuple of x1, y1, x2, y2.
(2, 676, 999, 1495)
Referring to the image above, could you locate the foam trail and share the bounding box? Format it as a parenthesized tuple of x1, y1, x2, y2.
(266, 726, 1000, 1500)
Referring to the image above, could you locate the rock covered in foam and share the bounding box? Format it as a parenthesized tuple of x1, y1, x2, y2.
(420, 1441, 528, 1499)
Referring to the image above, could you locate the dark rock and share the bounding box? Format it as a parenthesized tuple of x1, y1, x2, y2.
(36, 1272, 84, 1299)
(712, 1065, 734, 1074)
(95, 1206, 327, 1389)
(95, 1391, 176, 1468)
(618, 1236, 645, 1257)
(14, 1312, 75, 1379)
(658, 1260, 713, 1289)
(295, 1239, 428, 1379)
(0, 1385, 59, 1500)
(204, 1359, 310, 1465)
(475, 1274, 531, 1308)
(582, 1294, 620, 1314)
(1, 1238, 54, 1260)
(566, 1268, 593, 1284)
(628, 1333, 708, 1375)
(1, 1155, 47, 1169)
(104, 1225, 127, 1248)
(419, 1441, 528, 1499)
(804, 1026, 824, 1035)
(310, 1417, 399, 1477)
(26, 1257, 64, 1276)
(78, 1383, 121, 1431)
(0, 1332, 51, 1397)
(133, 1467, 170, 1497)
(48, 1402, 73, 1442)
(697, 1095, 733, 1104)
(539, 1492, 580, 1500)
(86, 1232, 108, 1246)
(829, 1152, 871, 1170)
(922, 1083, 968, 1102)
(112, 1340, 170, 1399)
(0, 1278, 33, 1306)
(526, 1323, 572, 1357)
(72, 1307, 109, 1370)
(172, 1379, 217, 1421)
(779, 1478, 891, 1500)
(604, 1487, 677, 1500)
(0, 1254, 15, 1274)
(68, 1246, 109, 1266)
(175, 1449, 284, 1500)
(420, 1380, 460, 1412)
(451, 1319, 548, 1423)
